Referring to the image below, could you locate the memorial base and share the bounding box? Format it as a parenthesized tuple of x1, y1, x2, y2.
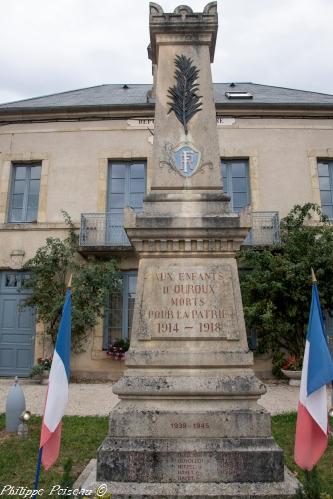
(97, 437, 284, 483)
(76, 460, 300, 499)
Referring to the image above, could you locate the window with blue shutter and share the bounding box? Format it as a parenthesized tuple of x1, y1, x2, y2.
(9, 164, 41, 223)
(104, 271, 137, 347)
(107, 161, 146, 212)
(221, 159, 250, 212)
(106, 161, 146, 244)
(318, 161, 333, 219)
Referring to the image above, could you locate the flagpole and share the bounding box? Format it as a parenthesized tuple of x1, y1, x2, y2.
(32, 274, 73, 497)
(311, 268, 317, 283)
(32, 447, 43, 498)
(67, 274, 72, 289)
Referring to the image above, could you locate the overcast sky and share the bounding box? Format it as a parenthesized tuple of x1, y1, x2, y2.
(0, 0, 332, 104)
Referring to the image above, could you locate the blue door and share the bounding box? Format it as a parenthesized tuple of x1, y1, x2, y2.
(107, 161, 146, 245)
(0, 272, 36, 377)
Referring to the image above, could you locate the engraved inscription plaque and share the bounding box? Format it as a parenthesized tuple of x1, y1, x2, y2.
(139, 264, 239, 340)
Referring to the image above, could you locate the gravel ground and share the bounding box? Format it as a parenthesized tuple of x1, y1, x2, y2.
(0, 379, 302, 416)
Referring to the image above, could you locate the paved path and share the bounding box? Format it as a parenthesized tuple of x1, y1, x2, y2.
(0, 379, 302, 416)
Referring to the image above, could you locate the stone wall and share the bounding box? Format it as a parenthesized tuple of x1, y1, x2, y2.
(0, 115, 332, 378)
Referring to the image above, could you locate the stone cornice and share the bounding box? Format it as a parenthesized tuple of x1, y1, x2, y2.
(2, 106, 333, 124)
(149, 2, 218, 63)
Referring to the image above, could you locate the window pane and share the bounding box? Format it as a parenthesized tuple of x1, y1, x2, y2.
(109, 193, 125, 208)
(233, 192, 248, 209)
(128, 298, 135, 338)
(322, 205, 333, 219)
(28, 194, 39, 209)
(13, 180, 25, 194)
(30, 166, 41, 179)
(319, 177, 331, 191)
(107, 273, 137, 346)
(10, 209, 23, 222)
(232, 162, 246, 177)
(14, 166, 27, 179)
(12, 194, 24, 209)
(111, 164, 126, 178)
(5, 274, 18, 287)
(128, 275, 137, 294)
(111, 178, 125, 193)
(110, 294, 123, 328)
(130, 163, 145, 178)
(29, 179, 40, 194)
(318, 163, 329, 177)
(130, 178, 145, 193)
(127, 275, 137, 339)
(221, 163, 227, 177)
(129, 193, 144, 208)
(26, 206, 38, 222)
(320, 190, 333, 205)
(232, 177, 247, 192)
(109, 290, 123, 344)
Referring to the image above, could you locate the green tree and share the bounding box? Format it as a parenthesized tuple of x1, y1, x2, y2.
(23, 212, 120, 351)
(238, 203, 333, 361)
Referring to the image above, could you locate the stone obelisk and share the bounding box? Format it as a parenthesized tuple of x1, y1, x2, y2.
(96, 3, 298, 497)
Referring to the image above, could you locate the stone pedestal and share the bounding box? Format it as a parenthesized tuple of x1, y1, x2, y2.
(95, 3, 299, 497)
(96, 195, 298, 496)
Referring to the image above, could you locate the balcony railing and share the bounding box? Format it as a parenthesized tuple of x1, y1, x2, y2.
(79, 210, 280, 249)
(80, 212, 131, 248)
(244, 211, 280, 245)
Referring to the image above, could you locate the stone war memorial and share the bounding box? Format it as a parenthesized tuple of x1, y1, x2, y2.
(83, 3, 299, 497)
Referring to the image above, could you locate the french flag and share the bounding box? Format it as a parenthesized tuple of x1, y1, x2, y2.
(294, 272, 333, 470)
(40, 287, 71, 470)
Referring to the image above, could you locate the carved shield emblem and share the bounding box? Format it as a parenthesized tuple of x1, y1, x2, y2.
(172, 144, 201, 177)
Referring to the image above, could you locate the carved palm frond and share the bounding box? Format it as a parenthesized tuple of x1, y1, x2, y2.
(167, 54, 202, 134)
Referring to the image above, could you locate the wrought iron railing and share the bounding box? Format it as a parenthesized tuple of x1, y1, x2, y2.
(244, 211, 280, 245)
(79, 213, 131, 247)
(79, 210, 280, 248)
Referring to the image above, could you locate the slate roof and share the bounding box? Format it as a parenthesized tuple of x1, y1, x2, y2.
(1, 82, 333, 111)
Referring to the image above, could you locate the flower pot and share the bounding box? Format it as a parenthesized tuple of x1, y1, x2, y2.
(281, 369, 302, 386)
(31, 370, 49, 385)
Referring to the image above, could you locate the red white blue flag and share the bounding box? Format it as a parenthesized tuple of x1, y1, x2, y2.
(294, 272, 333, 470)
(40, 287, 71, 469)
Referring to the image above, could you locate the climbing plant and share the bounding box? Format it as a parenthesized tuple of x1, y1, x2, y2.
(22, 212, 120, 351)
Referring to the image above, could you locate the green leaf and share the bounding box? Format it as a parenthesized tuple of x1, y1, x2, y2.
(22, 211, 120, 351)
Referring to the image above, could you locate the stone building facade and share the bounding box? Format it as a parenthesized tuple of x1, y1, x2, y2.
(1, 81, 333, 379)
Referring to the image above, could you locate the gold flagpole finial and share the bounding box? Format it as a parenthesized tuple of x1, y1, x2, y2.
(311, 268, 317, 283)
(67, 274, 73, 289)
